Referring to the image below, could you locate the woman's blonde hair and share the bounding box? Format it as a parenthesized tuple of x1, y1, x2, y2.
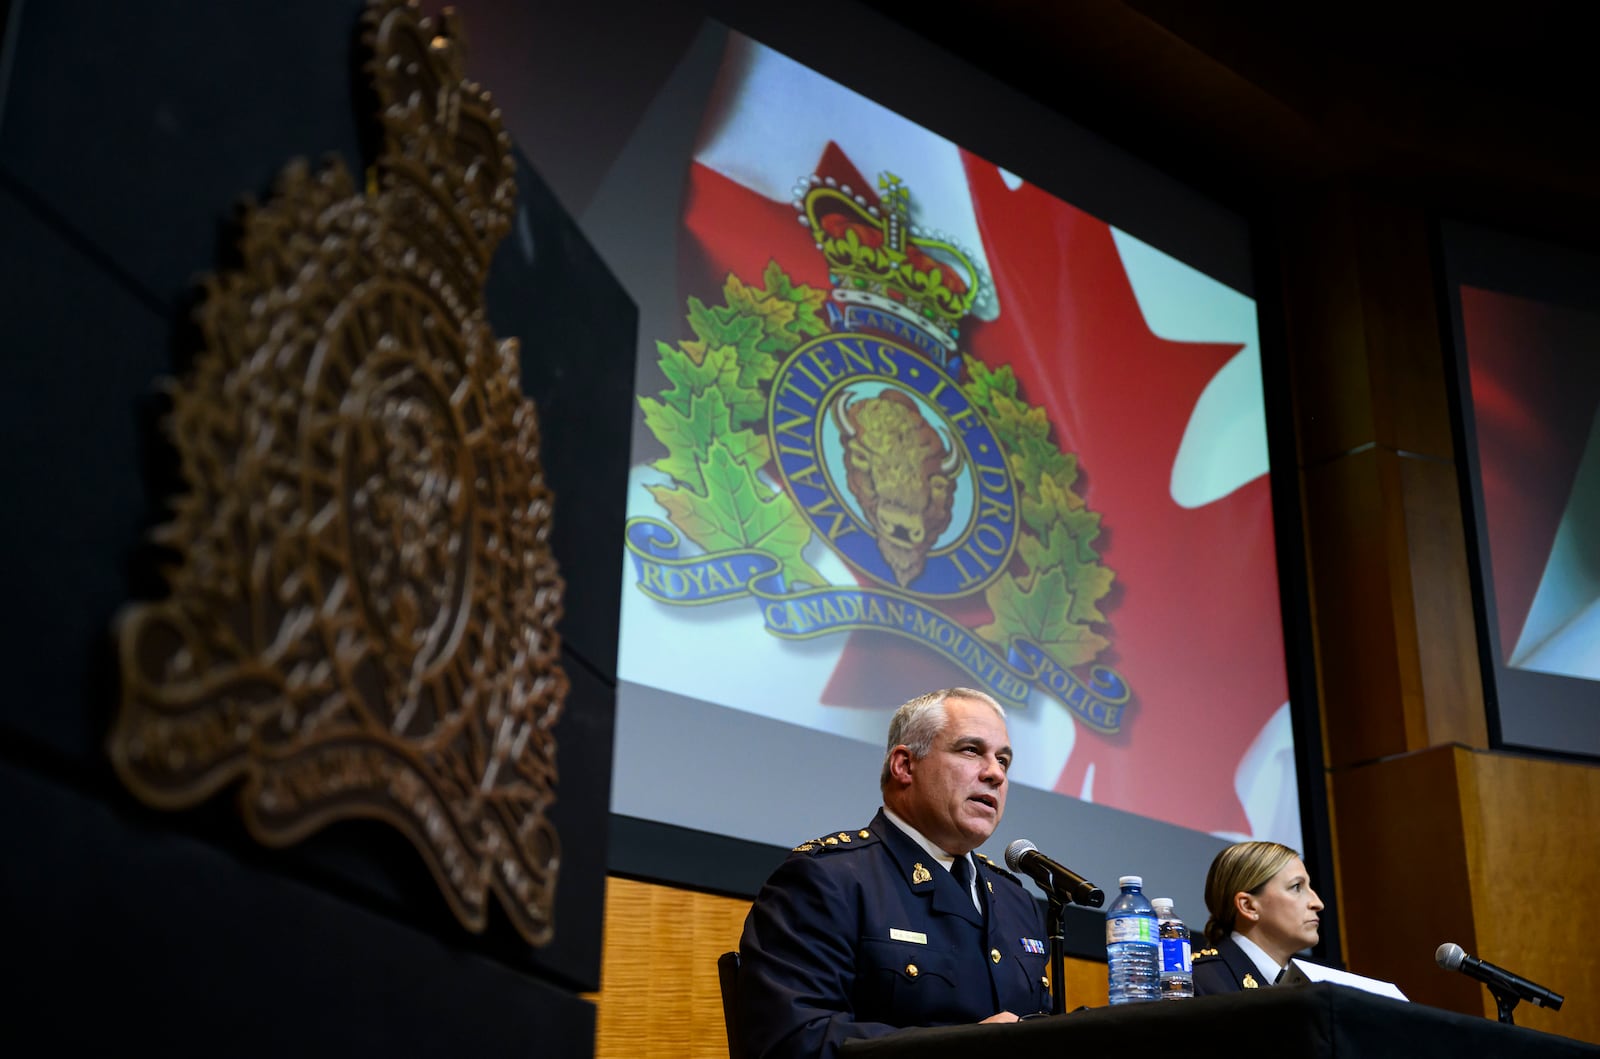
(1202, 841, 1301, 946)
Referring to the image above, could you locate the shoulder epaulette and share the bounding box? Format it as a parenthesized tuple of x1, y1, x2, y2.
(792, 827, 877, 854)
(1193, 947, 1219, 959)
(973, 851, 1023, 885)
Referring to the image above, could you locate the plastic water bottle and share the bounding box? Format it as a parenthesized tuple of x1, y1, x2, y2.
(1151, 897, 1193, 999)
(1105, 875, 1159, 1004)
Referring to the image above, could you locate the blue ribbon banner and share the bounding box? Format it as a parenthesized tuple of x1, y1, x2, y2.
(625, 518, 1129, 732)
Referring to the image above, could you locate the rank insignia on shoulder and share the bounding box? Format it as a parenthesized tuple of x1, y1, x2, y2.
(795, 827, 876, 854)
(1194, 948, 1218, 958)
(911, 862, 933, 884)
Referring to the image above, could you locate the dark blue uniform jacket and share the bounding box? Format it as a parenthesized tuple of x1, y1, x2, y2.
(1192, 934, 1268, 995)
(736, 808, 1050, 1059)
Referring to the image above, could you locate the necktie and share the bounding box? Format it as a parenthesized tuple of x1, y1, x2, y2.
(951, 855, 977, 911)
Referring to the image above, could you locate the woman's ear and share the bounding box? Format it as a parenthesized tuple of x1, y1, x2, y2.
(1234, 890, 1258, 923)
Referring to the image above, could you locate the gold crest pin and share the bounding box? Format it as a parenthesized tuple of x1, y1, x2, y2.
(911, 862, 933, 885)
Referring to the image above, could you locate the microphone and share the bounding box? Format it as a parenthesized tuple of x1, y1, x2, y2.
(1004, 839, 1105, 907)
(1435, 943, 1564, 1010)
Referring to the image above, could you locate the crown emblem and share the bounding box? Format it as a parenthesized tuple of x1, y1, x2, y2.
(796, 172, 986, 354)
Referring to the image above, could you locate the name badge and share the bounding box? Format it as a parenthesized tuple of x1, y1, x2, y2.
(890, 928, 928, 945)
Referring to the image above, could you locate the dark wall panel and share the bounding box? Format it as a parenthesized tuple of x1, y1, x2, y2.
(0, 0, 628, 1049)
(0, 0, 369, 310)
(1, 760, 595, 1059)
(487, 150, 636, 682)
(0, 179, 170, 766)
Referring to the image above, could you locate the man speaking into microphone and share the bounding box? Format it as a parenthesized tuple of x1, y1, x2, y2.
(736, 688, 1052, 1059)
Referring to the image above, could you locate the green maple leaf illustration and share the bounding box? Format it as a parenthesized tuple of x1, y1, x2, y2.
(977, 566, 1110, 671)
(646, 439, 824, 590)
(684, 296, 765, 365)
(962, 356, 1020, 413)
(1061, 555, 1116, 625)
(637, 261, 832, 583)
(640, 388, 768, 493)
(1019, 473, 1086, 535)
(750, 260, 828, 350)
(685, 312, 777, 416)
(655, 340, 719, 414)
(723, 265, 828, 360)
(656, 341, 767, 427)
(1059, 507, 1105, 563)
(960, 353, 1116, 671)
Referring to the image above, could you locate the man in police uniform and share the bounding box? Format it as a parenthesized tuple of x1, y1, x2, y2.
(735, 688, 1050, 1059)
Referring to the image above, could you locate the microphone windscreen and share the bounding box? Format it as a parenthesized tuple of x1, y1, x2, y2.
(1004, 838, 1036, 872)
(1436, 942, 1465, 970)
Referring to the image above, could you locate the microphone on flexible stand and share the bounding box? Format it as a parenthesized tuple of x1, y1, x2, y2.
(1005, 839, 1103, 1018)
(1004, 839, 1104, 907)
(1435, 942, 1564, 1025)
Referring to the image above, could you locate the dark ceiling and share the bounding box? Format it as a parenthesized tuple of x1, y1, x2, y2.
(864, 0, 1598, 242)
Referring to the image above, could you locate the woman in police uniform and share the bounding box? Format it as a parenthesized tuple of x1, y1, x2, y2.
(1192, 841, 1325, 996)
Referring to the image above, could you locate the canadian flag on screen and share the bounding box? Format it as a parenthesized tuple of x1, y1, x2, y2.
(660, 35, 1295, 841)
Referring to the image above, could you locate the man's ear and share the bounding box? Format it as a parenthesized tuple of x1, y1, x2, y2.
(886, 745, 915, 786)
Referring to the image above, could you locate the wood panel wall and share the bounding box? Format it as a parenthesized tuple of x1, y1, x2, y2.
(587, 876, 1111, 1059)
(586, 878, 750, 1059)
(1284, 183, 1598, 1046)
(1331, 746, 1600, 1042)
(1280, 187, 1489, 767)
(1331, 746, 1483, 1010)
(1468, 752, 1600, 1040)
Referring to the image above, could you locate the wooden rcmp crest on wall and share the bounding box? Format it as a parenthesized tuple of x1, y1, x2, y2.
(110, 0, 569, 946)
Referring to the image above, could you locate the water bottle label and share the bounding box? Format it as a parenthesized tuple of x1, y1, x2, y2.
(1160, 938, 1191, 973)
(1106, 917, 1156, 944)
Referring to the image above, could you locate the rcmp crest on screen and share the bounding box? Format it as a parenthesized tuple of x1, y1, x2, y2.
(625, 170, 1130, 733)
(769, 333, 1018, 597)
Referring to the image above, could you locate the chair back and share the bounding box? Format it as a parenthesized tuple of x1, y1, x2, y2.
(717, 950, 746, 1059)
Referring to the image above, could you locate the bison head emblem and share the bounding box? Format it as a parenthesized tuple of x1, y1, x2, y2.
(832, 388, 965, 587)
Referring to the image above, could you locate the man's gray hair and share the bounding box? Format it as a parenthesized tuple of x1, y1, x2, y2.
(878, 687, 1005, 789)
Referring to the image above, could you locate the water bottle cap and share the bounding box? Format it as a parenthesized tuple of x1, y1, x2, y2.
(1118, 875, 1143, 888)
(1151, 897, 1174, 912)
